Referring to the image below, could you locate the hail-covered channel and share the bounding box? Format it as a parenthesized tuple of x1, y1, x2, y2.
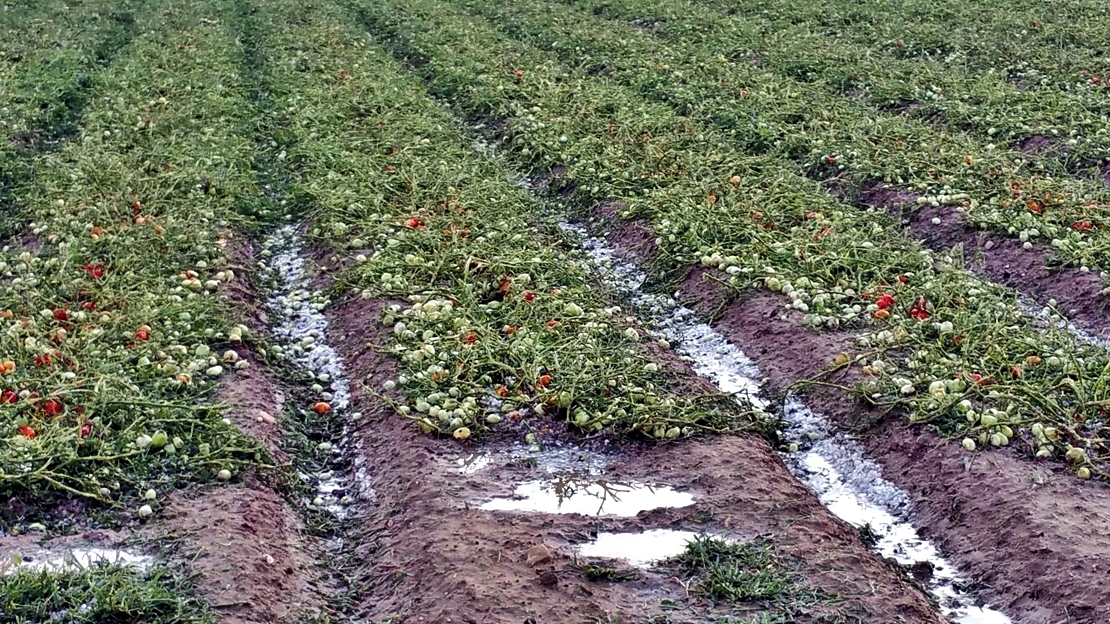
(259, 224, 361, 517)
(561, 222, 1011, 624)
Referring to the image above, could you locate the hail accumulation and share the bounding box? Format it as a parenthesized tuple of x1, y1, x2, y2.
(564, 223, 1012, 624)
(259, 224, 363, 516)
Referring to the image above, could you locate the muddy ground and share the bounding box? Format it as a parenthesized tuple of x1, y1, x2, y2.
(675, 266, 1110, 624)
(325, 285, 944, 622)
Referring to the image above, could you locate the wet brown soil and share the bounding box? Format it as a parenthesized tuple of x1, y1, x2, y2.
(862, 182, 1110, 340)
(326, 291, 944, 622)
(678, 275, 1110, 624)
(1016, 134, 1073, 157)
(155, 476, 330, 624)
(215, 349, 287, 462)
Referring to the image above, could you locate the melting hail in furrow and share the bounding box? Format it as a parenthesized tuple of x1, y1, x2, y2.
(259, 224, 363, 517)
(561, 222, 1011, 624)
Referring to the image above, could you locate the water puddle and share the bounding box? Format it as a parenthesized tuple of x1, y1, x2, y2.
(259, 224, 360, 517)
(456, 445, 610, 476)
(577, 529, 701, 566)
(564, 224, 1011, 624)
(456, 453, 494, 474)
(480, 475, 693, 517)
(1, 547, 152, 575)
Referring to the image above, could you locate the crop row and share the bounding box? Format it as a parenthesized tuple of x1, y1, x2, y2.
(689, 0, 1110, 85)
(356, 0, 1110, 478)
(601, 0, 1110, 154)
(0, 0, 261, 505)
(0, 0, 145, 237)
(0, 0, 143, 148)
(250, 0, 760, 443)
(465, 0, 1110, 274)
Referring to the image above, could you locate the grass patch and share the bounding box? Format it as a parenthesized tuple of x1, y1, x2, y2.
(675, 537, 794, 603)
(0, 562, 213, 624)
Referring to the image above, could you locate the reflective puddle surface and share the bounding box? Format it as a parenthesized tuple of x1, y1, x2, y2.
(1, 547, 152, 575)
(480, 475, 694, 516)
(576, 529, 701, 566)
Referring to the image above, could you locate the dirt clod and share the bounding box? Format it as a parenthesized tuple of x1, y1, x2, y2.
(525, 544, 554, 567)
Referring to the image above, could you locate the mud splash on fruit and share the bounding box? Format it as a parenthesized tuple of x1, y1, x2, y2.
(563, 223, 1011, 624)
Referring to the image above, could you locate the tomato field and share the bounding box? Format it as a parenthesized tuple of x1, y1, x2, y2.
(2, 0, 1110, 622)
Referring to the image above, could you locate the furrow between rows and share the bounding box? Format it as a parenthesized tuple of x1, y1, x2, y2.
(357, 0, 1110, 480)
(244, 0, 958, 620)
